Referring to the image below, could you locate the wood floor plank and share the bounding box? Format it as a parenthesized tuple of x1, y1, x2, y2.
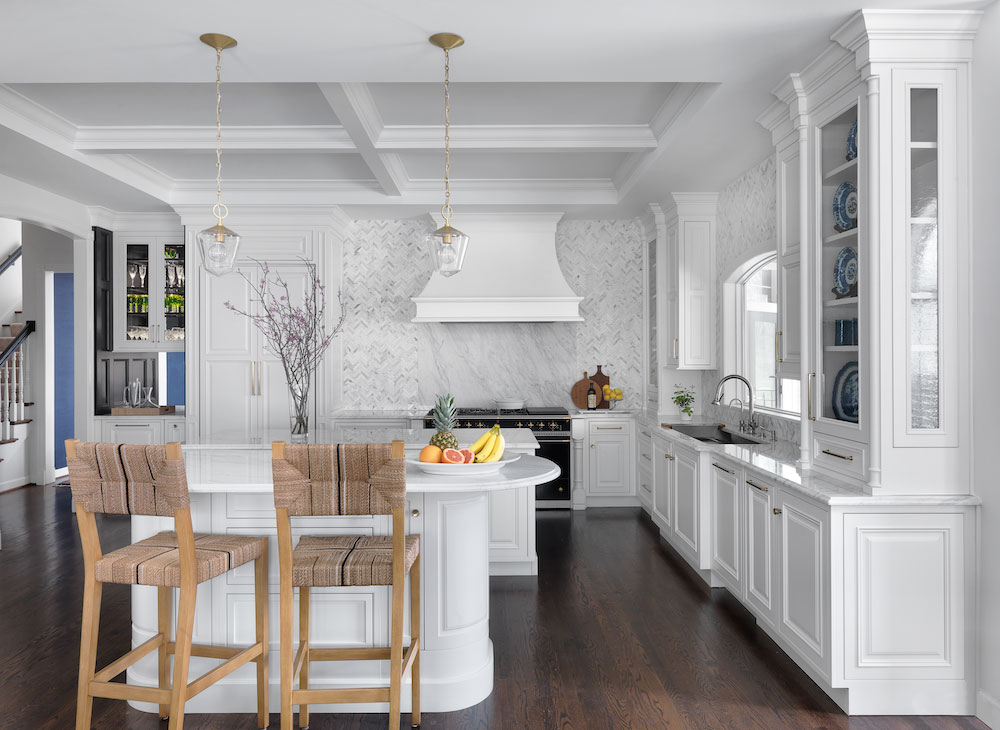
(0, 486, 990, 730)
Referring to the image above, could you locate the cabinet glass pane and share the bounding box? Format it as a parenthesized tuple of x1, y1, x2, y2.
(163, 243, 185, 343)
(819, 106, 860, 424)
(125, 243, 150, 342)
(909, 88, 939, 429)
(647, 239, 657, 386)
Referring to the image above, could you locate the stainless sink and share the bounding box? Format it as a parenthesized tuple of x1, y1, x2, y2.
(667, 424, 763, 445)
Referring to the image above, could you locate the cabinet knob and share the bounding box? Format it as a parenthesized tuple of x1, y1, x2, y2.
(773, 508, 782, 515)
(590, 444, 595, 449)
(411, 509, 420, 518)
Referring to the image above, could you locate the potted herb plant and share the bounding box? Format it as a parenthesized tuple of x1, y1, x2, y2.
(672, 384, 696, 421)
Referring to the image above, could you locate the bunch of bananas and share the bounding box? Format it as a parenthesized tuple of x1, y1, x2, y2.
(470, 425, 506, 463)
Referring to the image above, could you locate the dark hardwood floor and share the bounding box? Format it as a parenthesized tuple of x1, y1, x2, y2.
(0, 484, 988, 730)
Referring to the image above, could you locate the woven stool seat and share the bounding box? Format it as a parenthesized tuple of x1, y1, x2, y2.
(95, 531, 266, 587)
(293, 534, 420, 587)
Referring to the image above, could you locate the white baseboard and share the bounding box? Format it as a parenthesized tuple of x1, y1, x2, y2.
(0, 476, 30, 494)
(978, 689, 1000, 729)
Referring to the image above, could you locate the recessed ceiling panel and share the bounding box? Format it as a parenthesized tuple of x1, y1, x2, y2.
(131, 151, 374, 180)
(369, 82, 678, 126)
(399, 150, 626, 180)
(9, 83, 340, 126)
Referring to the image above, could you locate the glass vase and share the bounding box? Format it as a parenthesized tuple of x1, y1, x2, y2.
(287, 383, 310, 443)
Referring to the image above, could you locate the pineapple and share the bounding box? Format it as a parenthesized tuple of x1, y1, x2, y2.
(429, 393, 459, 451)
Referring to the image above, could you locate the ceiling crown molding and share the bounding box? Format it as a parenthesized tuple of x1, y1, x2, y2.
(376, 124, 657, 150)
(74, 125, 356, 152)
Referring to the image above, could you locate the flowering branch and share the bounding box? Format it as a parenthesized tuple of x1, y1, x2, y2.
(223, 258, 346, 408)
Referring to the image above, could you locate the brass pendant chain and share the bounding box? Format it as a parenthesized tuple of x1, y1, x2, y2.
(213, 47, 226, 223)
(441, 48, 453, 227)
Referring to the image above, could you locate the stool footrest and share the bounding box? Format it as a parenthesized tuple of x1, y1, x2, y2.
(186, 643, 263, 699)
(89, 680, 171, 704)
(167, 642, 243, 660)
(294, 687, 390, 704)
(309, 647, 391, 661)
(94, 633, 165, 682)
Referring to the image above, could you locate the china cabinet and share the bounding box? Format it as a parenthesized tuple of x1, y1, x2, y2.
(760, 10, 976, 493)
(112, 235, 186, 352)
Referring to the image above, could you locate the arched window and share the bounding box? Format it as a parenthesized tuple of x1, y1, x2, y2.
(724, 252, 799, 416)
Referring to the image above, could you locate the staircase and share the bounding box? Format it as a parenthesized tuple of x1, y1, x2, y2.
(0, 313, 35, 464)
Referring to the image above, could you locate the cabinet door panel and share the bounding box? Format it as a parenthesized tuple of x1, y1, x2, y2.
(710, 462, 741, 593)
(778, 252, 801, 371)
(201, 272, 254, 358)
(778, 493, 829, 677)
(652, 440, 672, 530)
(588, 435, 630, 495)
(104, 421, 162, 444)
(203, 361, 256, 442)
(672, 450, 699, 557)
(745, 480, 774, 623)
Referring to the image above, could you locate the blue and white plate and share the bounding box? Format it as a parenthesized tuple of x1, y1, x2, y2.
(833, 246, 858, 297)
(846, 119, 858, 161)
(832, 361, 860, 423)
(833, 181, 858, 231)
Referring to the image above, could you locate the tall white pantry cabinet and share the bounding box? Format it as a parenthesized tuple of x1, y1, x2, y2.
(750, 9, 981, 715)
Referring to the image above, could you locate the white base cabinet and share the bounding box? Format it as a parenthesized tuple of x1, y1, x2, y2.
(99, 417, 188, 445)
(572, 416, 638, 509)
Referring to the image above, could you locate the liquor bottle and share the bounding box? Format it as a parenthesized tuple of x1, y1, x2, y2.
(587, 382, 597, 410)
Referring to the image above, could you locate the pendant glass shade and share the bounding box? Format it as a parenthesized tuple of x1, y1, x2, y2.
(426, 224, 469, 277)
(197, 223, 240, 277)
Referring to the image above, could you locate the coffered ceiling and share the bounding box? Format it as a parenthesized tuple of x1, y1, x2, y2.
(0, 0, 990, 219)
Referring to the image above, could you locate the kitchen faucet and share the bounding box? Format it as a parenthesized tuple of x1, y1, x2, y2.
(712, 374, 758, 435)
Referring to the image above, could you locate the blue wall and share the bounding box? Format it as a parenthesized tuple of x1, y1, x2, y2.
(166, 351, 185, 406)
(53, 273, 73, 469)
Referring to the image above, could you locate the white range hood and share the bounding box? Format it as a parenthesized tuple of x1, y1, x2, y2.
(411, 213, 583, 323)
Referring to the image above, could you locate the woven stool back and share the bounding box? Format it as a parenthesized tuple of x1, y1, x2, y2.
(66, 442, 190, 516)
(272, 443, 405, 516)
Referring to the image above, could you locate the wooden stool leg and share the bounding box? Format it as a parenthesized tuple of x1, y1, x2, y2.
(299, 585, 310, 728)
(254, 544, 270, 729)
(158, 586, 172, 720)
(75, 575, 102, 730)
(389, 579, 404, 730)
(279, 579, 293, 730)
(410, 554, 421, 729)
(167, 582, 197, 730)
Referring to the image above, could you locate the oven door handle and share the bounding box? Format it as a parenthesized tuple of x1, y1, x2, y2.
(535, 438, 572, 444)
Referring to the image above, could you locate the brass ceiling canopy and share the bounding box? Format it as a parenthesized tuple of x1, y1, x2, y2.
(199, 33, 238, 52)
(428, 33, 465, 51)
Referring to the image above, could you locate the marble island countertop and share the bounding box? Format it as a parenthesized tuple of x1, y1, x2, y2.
(652, 417, 980, 508)
(183, 427, 540, 451)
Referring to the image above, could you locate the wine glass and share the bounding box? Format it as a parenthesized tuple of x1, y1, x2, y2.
(127, 263, 138, 288)
(177, 266, 185, 290)
(166, 263, 176, 289)
(138, 263, 147, 290)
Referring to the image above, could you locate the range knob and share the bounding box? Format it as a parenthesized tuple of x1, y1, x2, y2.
(476, 421, 485, 428)
(549, 422, 558, 429)
(516, 421, 524, 428)
(464, 421, 473, 428)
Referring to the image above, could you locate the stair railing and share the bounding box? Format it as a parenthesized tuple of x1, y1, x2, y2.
(1, 320, 34, 443)
(0, 246, 21, 279)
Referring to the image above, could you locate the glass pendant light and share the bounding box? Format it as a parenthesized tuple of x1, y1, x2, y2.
(197, 33, 240, 276)
(426, 33, 469, 277)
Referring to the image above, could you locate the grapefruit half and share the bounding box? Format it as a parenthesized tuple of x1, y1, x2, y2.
(459, 448, 475, 464)
(441, 448, 464, 464)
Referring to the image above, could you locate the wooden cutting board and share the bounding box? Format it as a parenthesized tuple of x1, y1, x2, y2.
(570, 371, 603, 410)
(590, 365, 611, 409)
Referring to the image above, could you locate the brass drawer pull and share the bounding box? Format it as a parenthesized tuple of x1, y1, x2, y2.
(775, 331, 783, 364)
(664, 453, 675, 461)
(640, 430, 651, 438)
(411, 509, 420, 518)
(596, 426, 623, 430)
(807, 373, 816, 421)
(641, 453, 651, 461)
(773, 508, 783, 515)
(747, 479, 768, 492)
(821, 449, 854, 461)
(712, 462, 735, 475)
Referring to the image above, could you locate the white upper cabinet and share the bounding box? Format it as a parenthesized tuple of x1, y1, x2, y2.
(759, 10, 978, 494)
(113, 234, 186, 352)
(659, 194, 718, 371)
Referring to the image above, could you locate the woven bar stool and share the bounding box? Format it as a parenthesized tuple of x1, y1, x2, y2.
(65, 440, 270, 730)
(271, 440, 420, 730)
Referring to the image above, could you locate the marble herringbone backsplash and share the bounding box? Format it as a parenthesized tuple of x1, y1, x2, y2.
(339, 217, 644, 410)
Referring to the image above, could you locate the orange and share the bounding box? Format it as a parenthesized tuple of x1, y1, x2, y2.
(441, 448, 464, 464)
(419, 445, 443, 463)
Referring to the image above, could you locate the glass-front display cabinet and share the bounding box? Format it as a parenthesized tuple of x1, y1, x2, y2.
(113, 236, 185, 352)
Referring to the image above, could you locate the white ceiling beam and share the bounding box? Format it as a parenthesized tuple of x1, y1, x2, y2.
(376, 124, 657, 150)
(74, 125, 356, 152)
(317, 83, 404, 197)
(0, 84, 173, 202)
(614, 82, 719, 199)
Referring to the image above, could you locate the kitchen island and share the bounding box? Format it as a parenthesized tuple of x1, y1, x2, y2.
(126, 429, 558, 716)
